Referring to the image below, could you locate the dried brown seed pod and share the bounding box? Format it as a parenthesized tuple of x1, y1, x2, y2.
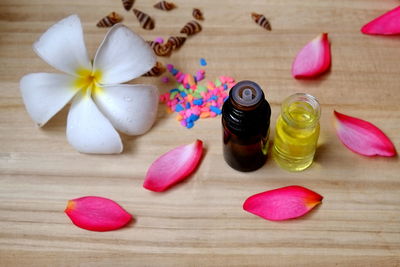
(192, 8, 204, 20)
(122, 0, 134, 11)
(251, 12, 271, 31)
(96, 12, 123, 27)
(154, 1, 176, 11)
(133, 8, 155, 30)
(143, 62, 166, 76)
(147, 41, 172, 57)
(167, 36, 186, 50)
(180, 21, 202, 36)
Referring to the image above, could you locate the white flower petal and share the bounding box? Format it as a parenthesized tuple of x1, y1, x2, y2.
(93, 84, 159, 135)
(20, 73, 79, 127)
(93, 24, 156, 84)
(67, 92, 123, 154)
(33, 14, 91, 76)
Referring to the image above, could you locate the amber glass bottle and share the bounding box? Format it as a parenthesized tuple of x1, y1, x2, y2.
(222, 81, 271, 172)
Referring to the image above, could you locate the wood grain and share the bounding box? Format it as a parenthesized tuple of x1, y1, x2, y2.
(0, 0, 399, 266)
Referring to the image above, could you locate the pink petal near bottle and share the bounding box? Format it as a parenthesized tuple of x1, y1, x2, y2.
(64, 196, 132, 231)
(361, 6, 400, 35)
(292, 33, 331, 79)
(143, 139, 203, 192)
(333, 111, 396, 157)
(243, 185, 323, 221)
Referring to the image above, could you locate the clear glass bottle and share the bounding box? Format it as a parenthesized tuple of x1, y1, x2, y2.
(222, 81, 271, 172)
(273, 93, 321, 171)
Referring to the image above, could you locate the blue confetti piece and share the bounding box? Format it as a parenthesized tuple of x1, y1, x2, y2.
(208, 95, 218, 101)
(175, 104, 184, 112)
(193, 99, 204, 105)
(180, 91, 187, 97)
(200, 58, 207, 66)
(186, 121, 194, 129)
(223, 84, 228, 90)
(186, 102, 191, 109)
(189, 114, 200, 122)
(170, 88, 179, 93)
(171, 68, 178, 75)
(185, 84, 190, 89)
(210, 106, 222, 115)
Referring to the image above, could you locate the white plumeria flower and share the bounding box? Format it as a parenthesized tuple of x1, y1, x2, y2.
(20, 15, 159, 154)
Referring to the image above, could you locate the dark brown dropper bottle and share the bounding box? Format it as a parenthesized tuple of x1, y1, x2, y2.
(221, 80, 271, 172)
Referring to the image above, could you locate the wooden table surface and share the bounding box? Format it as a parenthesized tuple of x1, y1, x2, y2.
(1, 0, 399, 266)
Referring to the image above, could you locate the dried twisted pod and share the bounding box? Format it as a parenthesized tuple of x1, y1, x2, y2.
(167, 36, 186, 50)
(133, 8, 155, 30)
(147, 41, 172, 57)
(122, 0, 134, 11)
(180, 20, 202, 36)
(154, 1, 176, 11)
(96, 12, 123, 27)
(143, 62, 166, 76)
(192, 8, 204, 20)
(251, 12, 271, 31)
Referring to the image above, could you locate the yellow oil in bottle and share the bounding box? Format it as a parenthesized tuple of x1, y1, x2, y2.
(273, 93, 320, 171)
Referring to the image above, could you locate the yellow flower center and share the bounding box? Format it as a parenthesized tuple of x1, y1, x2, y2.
(74, 68, 103, 96)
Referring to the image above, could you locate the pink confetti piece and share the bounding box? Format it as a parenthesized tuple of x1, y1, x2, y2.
(154, 37, 164, 44)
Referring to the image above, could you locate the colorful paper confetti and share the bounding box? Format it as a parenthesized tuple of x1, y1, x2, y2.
(200, 58, 207, 66)
(159, 64, 236, 129)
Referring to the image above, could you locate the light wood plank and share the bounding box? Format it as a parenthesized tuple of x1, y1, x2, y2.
(0, 0, 399, 266)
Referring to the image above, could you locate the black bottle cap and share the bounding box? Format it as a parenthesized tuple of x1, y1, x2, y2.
(222, 80, 271, 136)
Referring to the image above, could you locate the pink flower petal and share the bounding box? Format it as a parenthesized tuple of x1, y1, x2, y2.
(65, 196, 132, 231)
(243, 186, 323, 221)
(292, 33, 331, 79)
(361, 6, 400, 35)
(333, 111, 396, 157)
(143, 140, 203, 192)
